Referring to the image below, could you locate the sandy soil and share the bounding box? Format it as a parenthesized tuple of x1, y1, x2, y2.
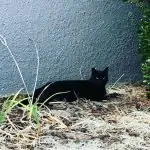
(0, 84, 150, 150)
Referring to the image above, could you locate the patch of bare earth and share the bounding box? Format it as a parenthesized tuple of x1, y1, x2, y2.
(0, 84, 150, 150)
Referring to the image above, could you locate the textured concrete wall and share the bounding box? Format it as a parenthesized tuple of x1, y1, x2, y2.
(0, 0, 142, 95)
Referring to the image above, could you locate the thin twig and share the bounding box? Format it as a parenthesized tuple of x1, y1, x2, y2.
(111, 74, 124, 89)
(39, 91, 70, 109)
(36, 82, 54, 102)
(79, 64, 84, 80)
(0, 35, 30, 98)
(6, 116, 19, 131)
(29, 39, 40, 103)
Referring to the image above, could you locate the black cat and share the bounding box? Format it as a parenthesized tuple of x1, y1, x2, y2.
(33, 67, 108, 105)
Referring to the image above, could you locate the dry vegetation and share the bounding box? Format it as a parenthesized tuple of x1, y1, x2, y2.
(0, 84, 150, 150)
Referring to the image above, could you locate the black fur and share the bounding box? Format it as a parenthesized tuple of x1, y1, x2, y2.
(33, 67, 109, 104)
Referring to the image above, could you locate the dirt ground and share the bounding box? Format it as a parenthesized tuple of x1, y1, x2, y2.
(0, 84, 150, 150)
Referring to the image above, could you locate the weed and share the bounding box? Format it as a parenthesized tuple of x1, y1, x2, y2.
(0, 89, 28, 124)
(123, 0, 150, 98)
(0, 35, 40, 124)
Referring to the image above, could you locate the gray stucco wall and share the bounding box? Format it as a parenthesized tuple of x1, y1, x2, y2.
(0, 0, 142, 95)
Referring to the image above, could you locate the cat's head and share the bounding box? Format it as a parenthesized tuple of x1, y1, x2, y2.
(90, 67, 109, 84)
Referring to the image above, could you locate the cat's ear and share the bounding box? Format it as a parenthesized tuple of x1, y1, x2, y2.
(103, 67, 109, 83)
(91, 67, 96, 72)
(91, 67, 98, 75)
(90, 68, 97, 80)
(103, 67, 109, 74)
